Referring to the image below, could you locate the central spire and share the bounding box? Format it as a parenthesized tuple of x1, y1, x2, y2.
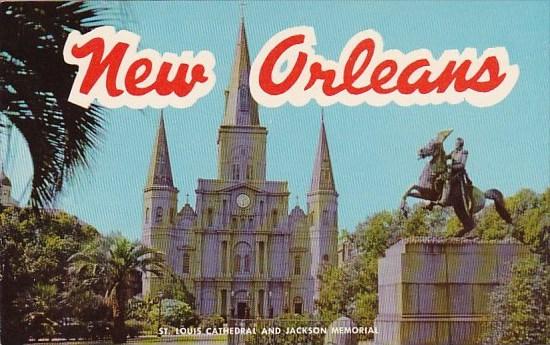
(222, 19, 259, 126)
(217, 18, 267, 182)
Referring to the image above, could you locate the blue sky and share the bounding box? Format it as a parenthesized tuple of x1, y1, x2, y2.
(4, 1, 549, 239)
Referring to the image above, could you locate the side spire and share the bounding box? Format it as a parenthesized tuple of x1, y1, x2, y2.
(146, 112, 174, 188)
(0, 163, 11, 187)
(222, 18, 259, 126)
(310, 112, 336, 192)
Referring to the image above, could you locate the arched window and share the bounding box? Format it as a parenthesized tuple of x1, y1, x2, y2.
(222, 200, 227, 226)
(323, 254, 330, 263)
(259, 242, 265, 274)
(232, 164, 240, 180)
(272, 209, 278, 228)
(244, 255, 250, 273)
(322, 168, 330, 186)
(294, 255, 302, 275)
(259, 201, 264, 225)
(221, 241, 228, 274)
(233, 242, 252, 275)
(207, 208, 213, 227)
(170, 208, 175, 224)
(221, 290, 228, 317)
(323, 210, 329, 225)
(240, 217, 246, 230)
(145, 207, 150, 223)
(234, 255, 241, 273)
(182, 253, 190, 274)
(155, 206, 163, 224)
(258, 290, 265, 317)
(239, 86, 249, 112)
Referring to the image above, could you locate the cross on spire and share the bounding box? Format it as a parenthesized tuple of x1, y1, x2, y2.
(239, 0, 246, 19)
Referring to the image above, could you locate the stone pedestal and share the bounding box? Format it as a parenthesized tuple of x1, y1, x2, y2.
(374, 238, 529, 345)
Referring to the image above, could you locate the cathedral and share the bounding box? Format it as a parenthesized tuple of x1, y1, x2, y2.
(141, 20, 339, 319)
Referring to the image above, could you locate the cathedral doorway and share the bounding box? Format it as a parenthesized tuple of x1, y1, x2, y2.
(233, 290, 251, 319)
(237, 302, 248, 319)
(293, 296, 303, 315)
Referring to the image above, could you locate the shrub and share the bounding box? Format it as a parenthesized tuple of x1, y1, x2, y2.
(199, 314, 225, 329)
(125, 319, 144, 338)
(482, 256, 549, 345)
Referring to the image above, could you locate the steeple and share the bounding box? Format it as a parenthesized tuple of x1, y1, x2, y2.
(222, 18, 259, 126)
(310, 113, 336, 193)
(142, 112, 178, 296)
(146, 113, 174, 188)
(217, 19, 267, 181)
(0, 162, 17, 207)
(0, 163, 11, 187)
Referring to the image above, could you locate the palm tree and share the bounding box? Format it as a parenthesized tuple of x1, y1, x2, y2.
(69, 234, 165, 343)
(0, 2, 112, 208)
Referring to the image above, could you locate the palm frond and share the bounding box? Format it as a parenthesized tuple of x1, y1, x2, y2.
(68, 234, 166, 300)
(0, 1, 112, 207)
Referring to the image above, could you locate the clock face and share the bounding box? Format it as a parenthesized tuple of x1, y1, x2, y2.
(236, 193, 251, 208)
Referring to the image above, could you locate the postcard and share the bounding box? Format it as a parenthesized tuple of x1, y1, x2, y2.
(0, 2, 548, 345)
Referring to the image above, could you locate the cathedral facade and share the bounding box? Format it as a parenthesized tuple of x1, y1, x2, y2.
(141, 20, 339, 319)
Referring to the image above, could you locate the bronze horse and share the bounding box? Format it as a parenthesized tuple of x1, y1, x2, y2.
(400, 130, 512, 236)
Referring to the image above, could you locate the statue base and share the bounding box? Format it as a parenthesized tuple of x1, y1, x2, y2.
(374, 237, 529, 345)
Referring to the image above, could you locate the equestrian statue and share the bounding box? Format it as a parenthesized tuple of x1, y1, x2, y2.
(400, 129, 512, 237)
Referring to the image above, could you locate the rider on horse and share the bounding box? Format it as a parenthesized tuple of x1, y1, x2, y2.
(401, 130, 512, 235)
(437, 137, 473, 212)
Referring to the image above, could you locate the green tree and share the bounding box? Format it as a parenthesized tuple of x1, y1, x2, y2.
(445, 214, 463, 237)
(0, 2, 109, 207)
(127, 295, 155, 323)
(158, 270, 196, 306)
(127, 278, 199, 335)
(162, 300, 198, 328)
(400, 205, 430, 237)
(317, 211, 395, 337)
(142, 299, 199, 333)
(317, 265, 350, 321)
(355, 211, 393, 257)
(512, 188, 549, 261)
(483, 256, 549, 345)
(61, 282, 110, 323)
(0, 207, 99, 345)
(473, 188, 549, 261)
(69, 234, 165, 343)
(476, 207, 510, 240)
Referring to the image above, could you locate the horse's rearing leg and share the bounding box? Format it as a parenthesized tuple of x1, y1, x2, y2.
(400, 184, 420, 217)
(402, 184, 419, 200)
